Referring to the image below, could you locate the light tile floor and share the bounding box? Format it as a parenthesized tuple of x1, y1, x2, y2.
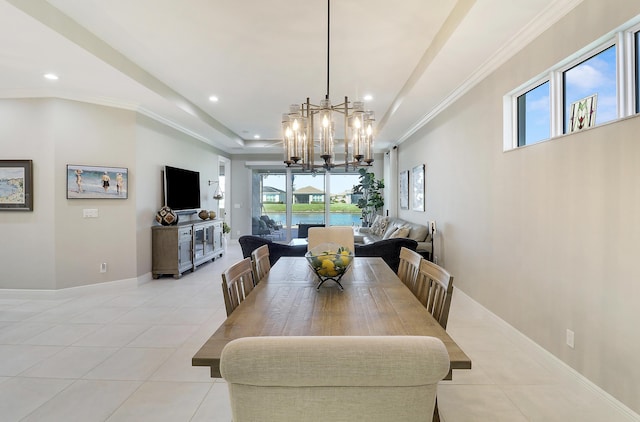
(0, 240, 638, 421)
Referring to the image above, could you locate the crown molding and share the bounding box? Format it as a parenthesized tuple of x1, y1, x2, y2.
(396, 0, 584, 145)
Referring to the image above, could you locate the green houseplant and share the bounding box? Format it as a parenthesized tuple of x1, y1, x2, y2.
(352, 168, 384, 227)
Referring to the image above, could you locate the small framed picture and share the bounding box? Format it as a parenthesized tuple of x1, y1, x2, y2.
(67, 165, 128, 199)
(569, 94, 597, 132)
(0, 160, 33, 211)
(412, 164, 425, 212)
(400, 170, 409, 210)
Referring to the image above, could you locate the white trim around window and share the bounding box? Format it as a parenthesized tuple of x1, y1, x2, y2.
(504, 15, 640, 151)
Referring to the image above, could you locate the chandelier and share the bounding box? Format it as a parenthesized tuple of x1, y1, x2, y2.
(282, 0, 375, 171)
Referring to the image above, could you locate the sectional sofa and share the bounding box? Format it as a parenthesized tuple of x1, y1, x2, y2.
(355, 216, 432, 259)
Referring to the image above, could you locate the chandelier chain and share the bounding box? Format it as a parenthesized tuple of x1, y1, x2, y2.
(326, 0, 330, 100)
(281, 0, 375, 172)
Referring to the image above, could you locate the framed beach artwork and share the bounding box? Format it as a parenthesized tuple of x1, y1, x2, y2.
(412, 164, 425, 212)
(0, 160, 33, 211)
(67, 164, 128, 199)
(399, 170, 409, 210)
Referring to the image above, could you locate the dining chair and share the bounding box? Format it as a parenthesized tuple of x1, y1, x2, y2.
(307, 226, 355, 252)
(396, 247, 422, 292)
(221, 258, 256, 316)
(414, 259, 455, 329)
(251, 244, 271, 284)
(220, 335, 450, 422)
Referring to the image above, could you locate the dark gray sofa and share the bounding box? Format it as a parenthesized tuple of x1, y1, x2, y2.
(239, 235, 417, 273)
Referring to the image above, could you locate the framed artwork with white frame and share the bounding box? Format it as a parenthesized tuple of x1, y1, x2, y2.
(412, 164, 424, 212)
(399, 170, 409, 210)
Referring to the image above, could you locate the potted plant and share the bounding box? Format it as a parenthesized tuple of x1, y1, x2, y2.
(352, 168, 384, 227)
(221, 221, 231, 249)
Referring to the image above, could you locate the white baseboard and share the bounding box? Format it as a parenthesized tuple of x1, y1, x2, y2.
(455, 289, 640, 421)
(0, 273, 153, 298)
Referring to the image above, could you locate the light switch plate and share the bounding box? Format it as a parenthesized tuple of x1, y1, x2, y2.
(83, 209, 99, 218)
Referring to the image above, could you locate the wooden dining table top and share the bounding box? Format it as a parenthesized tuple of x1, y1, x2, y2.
(192, 256, 472, 378)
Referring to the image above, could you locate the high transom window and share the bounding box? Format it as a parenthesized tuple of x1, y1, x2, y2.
(505, 17, 640, 151)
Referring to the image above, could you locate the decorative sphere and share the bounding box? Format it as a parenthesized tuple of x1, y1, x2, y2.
(156, 206, 178, 226)
(198, 210, 209, 220)
(209, 211, 216, 220)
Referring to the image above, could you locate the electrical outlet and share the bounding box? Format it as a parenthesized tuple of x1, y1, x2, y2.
(566, 329, 575, 348)
(100, 263, 107, 273)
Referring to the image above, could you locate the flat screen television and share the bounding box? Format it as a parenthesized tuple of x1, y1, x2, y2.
(163, 165, 201, 211)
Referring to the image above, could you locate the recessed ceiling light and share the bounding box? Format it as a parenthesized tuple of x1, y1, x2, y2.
(364, 94, 373, 101)
(43, 73, 59, 80)
(208, 95, 219, 102)
(254, 134, 261, 139)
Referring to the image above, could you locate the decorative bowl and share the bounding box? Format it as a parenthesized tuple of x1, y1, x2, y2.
(305, 243, 353, 289)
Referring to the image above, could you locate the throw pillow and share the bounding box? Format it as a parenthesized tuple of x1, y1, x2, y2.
(389, 226, 411, 239)
(370, 216, 389, 236)
(377, 217, 389, 236)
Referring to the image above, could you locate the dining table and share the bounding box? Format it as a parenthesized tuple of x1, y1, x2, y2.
(192, 256, 471, 379)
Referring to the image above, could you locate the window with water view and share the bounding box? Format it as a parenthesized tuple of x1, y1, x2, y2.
(252, 171, 363, 240)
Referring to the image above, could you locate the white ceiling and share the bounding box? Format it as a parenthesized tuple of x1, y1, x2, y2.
(0, 0, 582, 155)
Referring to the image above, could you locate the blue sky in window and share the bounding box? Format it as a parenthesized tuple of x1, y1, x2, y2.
(523, 82, 550, 144)
(564, 46, 617, 130)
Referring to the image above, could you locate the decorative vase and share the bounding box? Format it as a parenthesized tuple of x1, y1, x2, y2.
(198, 210, 209, 220)
(156, 206, 178, 226)
(209, 211, 216, 220)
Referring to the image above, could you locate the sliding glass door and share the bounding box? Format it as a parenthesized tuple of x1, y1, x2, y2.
(252, 170, 363, 242)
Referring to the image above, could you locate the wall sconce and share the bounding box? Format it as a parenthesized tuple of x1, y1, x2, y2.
(208, 180, 224, 200)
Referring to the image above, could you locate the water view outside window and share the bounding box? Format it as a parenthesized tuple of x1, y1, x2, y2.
(564, 45, 617, 133)
(256, 171, 363, 239)
(517, 81, 550, 146)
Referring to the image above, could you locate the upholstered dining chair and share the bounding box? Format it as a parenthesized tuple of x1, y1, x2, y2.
(307, 226, 355, 252)
(250, 244, 270, 284)
(414, 259, 455, 329)
(397, 247, 423, 292)
(220, 335, 450, 422)
(221, 258, 256, 316)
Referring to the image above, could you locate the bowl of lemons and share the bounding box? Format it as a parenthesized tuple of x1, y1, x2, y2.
(305, 243, 354, 290)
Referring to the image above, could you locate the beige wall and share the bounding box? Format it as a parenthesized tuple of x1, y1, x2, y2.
(134, 115, 225, 276)
(0, 99, 56, 289)
(52, 100, 138, 289)
(0, 98, 224, 289)
(397, 0, 640, 412)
